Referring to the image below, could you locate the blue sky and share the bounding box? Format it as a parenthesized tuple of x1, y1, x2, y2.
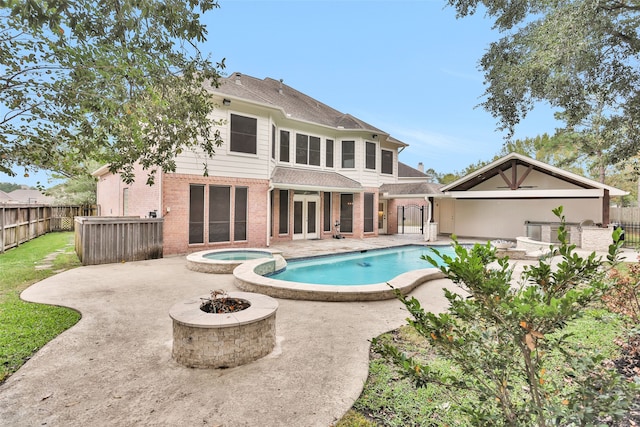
(2, 0, 561, 187)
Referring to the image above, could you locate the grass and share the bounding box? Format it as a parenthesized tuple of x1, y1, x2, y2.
(0, 232, 82, 383)
(346, 308, 627, 427)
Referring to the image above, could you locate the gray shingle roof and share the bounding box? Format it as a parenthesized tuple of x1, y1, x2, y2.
(379, 182, 443, 196)
(7, 189, 55, 204)
(398, 162, 428, 178)
(208, 72, 396, 138)
(271, 167, 363, 191)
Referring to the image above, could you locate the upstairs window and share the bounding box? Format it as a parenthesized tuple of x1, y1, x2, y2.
(326, 139, 334, 168)
(381, 150, 393, 175)
(341, 140, 355, 168)
(295, 134, 321, 166)
(365, 142, 376, 170)
(230, 114, 257, 154)
(280, 130, 290, 162)
(271, 125, 276, 159)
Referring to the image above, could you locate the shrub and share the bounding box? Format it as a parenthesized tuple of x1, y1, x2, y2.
(604, 262, 640, 323)
(374, 207, 638, 426)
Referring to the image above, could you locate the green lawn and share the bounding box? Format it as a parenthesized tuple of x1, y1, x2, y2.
(0, 232, 81, 383)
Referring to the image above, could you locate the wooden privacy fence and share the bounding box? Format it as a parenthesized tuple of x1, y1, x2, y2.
(0, 204, 50, 252)
(50, 205, 97, 231)
(75, 217, 163, 265)
(0, 204, 97, 253)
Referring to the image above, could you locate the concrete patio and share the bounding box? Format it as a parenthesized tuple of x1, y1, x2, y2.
(0, 235, 633, 426)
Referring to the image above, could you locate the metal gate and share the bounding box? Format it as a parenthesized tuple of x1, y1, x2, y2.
(610, 207, 640, 248)
(397, 204, 424, 234)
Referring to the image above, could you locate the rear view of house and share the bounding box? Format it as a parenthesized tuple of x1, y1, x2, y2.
(94, 73, 439, 255)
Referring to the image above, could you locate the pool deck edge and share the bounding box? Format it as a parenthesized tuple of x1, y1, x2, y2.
(233, 258, 446, 301)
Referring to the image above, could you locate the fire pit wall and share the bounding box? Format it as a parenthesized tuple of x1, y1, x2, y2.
(169, 292, 278, 369)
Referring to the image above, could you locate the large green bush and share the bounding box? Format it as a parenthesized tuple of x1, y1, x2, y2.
(374, 207, 638, 426)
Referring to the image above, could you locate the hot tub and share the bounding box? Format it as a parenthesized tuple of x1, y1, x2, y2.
(186, 249, 281, 274)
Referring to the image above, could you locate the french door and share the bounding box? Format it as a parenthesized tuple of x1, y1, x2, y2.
(293, 194, 319, 240)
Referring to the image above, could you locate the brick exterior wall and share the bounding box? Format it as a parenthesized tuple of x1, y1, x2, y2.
(98, 171, 394, 256)
(95, 164, 160, 218)
(162, 173, 269, 255)
(268, 189, 382, 243)
(386, 197, 431, 235)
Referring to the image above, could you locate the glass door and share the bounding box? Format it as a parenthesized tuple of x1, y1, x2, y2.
(378, 200, 387, 234)
(293, 194, 319, 240)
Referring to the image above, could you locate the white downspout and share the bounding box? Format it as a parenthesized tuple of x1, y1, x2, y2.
(267, 184, 274, 247)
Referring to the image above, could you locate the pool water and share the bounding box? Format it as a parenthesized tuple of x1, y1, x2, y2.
(266, 245, 454, 286)
(203, 251, 273, 261)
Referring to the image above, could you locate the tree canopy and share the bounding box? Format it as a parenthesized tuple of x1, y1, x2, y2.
(1, 0, 225, 184)
(448, 0, 640, 162)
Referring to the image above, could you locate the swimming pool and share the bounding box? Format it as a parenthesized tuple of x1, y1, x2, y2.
(232, 245, 450, 301)
(267, 245, 451, 285)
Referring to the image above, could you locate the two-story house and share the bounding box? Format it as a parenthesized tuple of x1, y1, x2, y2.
(94, 72, 442, 255)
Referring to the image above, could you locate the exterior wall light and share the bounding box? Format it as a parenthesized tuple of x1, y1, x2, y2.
(223, 98, 231, 106)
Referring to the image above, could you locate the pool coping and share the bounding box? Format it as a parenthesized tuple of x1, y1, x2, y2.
(186, 248, 283, 274)
(233, 254, 446, 301)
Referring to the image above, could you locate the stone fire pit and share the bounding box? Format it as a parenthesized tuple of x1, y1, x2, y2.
(169, 291, 278, 369)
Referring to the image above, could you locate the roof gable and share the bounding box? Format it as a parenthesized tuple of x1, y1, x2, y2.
(441, 153, 627, 196)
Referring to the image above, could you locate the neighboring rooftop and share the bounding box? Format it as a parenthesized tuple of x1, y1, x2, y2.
(379, 182, 443, 197)
(398, 162, 431, 179)
(6, 189, 55, 204)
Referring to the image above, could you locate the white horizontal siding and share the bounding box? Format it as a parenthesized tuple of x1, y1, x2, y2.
(174, 109, 271, 180)
(173, 105, 404, 188)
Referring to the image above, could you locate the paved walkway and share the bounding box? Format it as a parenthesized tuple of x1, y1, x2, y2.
(1, 236, 635, 426)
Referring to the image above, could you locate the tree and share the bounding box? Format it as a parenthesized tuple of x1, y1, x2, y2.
(46, 163, 98, 205)
(375, 207, 638, 425)
(547, 96, 624, 183)
(1, 0, 225, 184)
(447, 0, 640, 162)
(0, 182, 21, 192)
